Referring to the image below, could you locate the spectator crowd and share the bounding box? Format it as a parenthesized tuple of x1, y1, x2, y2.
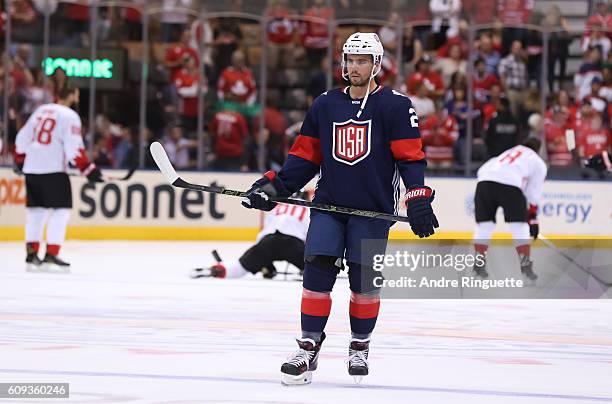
(0, 0, 610, 178)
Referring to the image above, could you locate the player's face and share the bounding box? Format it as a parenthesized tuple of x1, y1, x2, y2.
(346, 54, 374, 87)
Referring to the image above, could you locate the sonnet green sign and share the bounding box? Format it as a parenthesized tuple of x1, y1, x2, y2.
(33, 46, 126, 90)
(43, 57, 114, 79)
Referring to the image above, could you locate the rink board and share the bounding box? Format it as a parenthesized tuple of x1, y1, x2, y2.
(1, 167, 611, 240)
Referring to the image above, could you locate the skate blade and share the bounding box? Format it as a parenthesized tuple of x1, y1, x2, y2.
(521, 274, 537, 286)
(281, 371, 312, 386)
(42, 263, 71, 274)
(352, 376, 365, 385)
(25, 263, 42, 272)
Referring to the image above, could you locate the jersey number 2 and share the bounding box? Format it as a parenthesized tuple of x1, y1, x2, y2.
(35, 118, 57, 145)
(409, 108, 419, 128)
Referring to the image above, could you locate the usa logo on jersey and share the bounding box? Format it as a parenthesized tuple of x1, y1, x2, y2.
(332, 119, 371, 165)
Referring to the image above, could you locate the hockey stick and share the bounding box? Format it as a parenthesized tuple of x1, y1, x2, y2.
(211, 249, 222, 263)
(150, 142, 411, 223)
(67, 164, 137, 182)
(538, 235, 611, 287)
(109, 164, 138, 181)
(565, 129, 576, 152)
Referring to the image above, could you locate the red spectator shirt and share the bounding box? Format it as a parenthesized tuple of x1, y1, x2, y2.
(473, 73, 499, 107)
(420, 115, 457, 163)
(482, 102, 498, 130)
(436, 36, 470, 59)
(165, 44, 199, 80)
(122, 6, 141, 23)
(217, 67, 257, 104)
(545, 106, 577, 127)
(300, 6, 334, 49)
(577, 124, 611, 158)
(210, 111, 249, 158)
(378, 55, 398, 85)
(406, 71, 444, 96)
(497, 0, 533, 25)
(254, 107, 288, 139)
(462, 0, 496, 24)
(65, 3, 89, 21)
(420, 114, 459, 138)
(174, 68, 206, 118)
(544, 119, 574, 166)
(267, 8, 295, 44)
(586, 13, 612, 38)
(253, 107, 289, 153)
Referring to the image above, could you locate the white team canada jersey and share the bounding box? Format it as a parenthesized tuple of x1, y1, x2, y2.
(477, 145, 548, 205)
(256, 204, 311, 243)
(15, 103, 84, 174)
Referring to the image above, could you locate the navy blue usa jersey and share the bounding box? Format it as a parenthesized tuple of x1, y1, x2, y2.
(278, 85, 427, 214)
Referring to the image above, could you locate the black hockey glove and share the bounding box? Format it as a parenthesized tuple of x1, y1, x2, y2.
(13, 153, 25, 175)
(528, 204, 539, 240)
(13, 162, 24, 176)
(585, 151, 611, 173)
(84, 163, 104, 183)
(241, 171, 291, 211)
(405, 185, 439, 238)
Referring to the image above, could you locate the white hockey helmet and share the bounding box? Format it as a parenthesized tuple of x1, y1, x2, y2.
(342, 32, 384, 80)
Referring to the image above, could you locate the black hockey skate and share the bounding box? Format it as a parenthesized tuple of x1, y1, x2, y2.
(472, 258, 489, 278)
(25, 252, 43, 272)
(281, 332, 326, 386)
(520, 256, 538, 282)
(42, 253, 71, 272)
(190, 264, 226, 279)
(347, 338, 370, 384)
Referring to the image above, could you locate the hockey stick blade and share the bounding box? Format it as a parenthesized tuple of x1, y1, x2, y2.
(150, 141, 180, 184)
(565, 129, 576, 152)
(150, 142, 412, 223)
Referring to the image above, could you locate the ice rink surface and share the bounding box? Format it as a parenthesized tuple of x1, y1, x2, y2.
(1, 241, 611, 404)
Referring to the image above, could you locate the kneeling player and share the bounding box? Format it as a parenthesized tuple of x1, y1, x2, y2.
(473, 137, 547, 280)
(191, 195, 310, 279)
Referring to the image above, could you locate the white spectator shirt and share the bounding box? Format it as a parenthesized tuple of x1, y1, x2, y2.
(429, 0, 462, 17)
(582, 36, 611, 60)
(163, 137, 192, 169)
(477, 145, 548, 205)
(574, 69, 604, 101)
(257, 204, 311, 243)
(15, 103, 84, 174)
(410, 95, 436, 118)
(161, 0, 192, 24)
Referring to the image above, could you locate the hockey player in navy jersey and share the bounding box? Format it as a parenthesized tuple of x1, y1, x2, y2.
(242, 32, 438, 385)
